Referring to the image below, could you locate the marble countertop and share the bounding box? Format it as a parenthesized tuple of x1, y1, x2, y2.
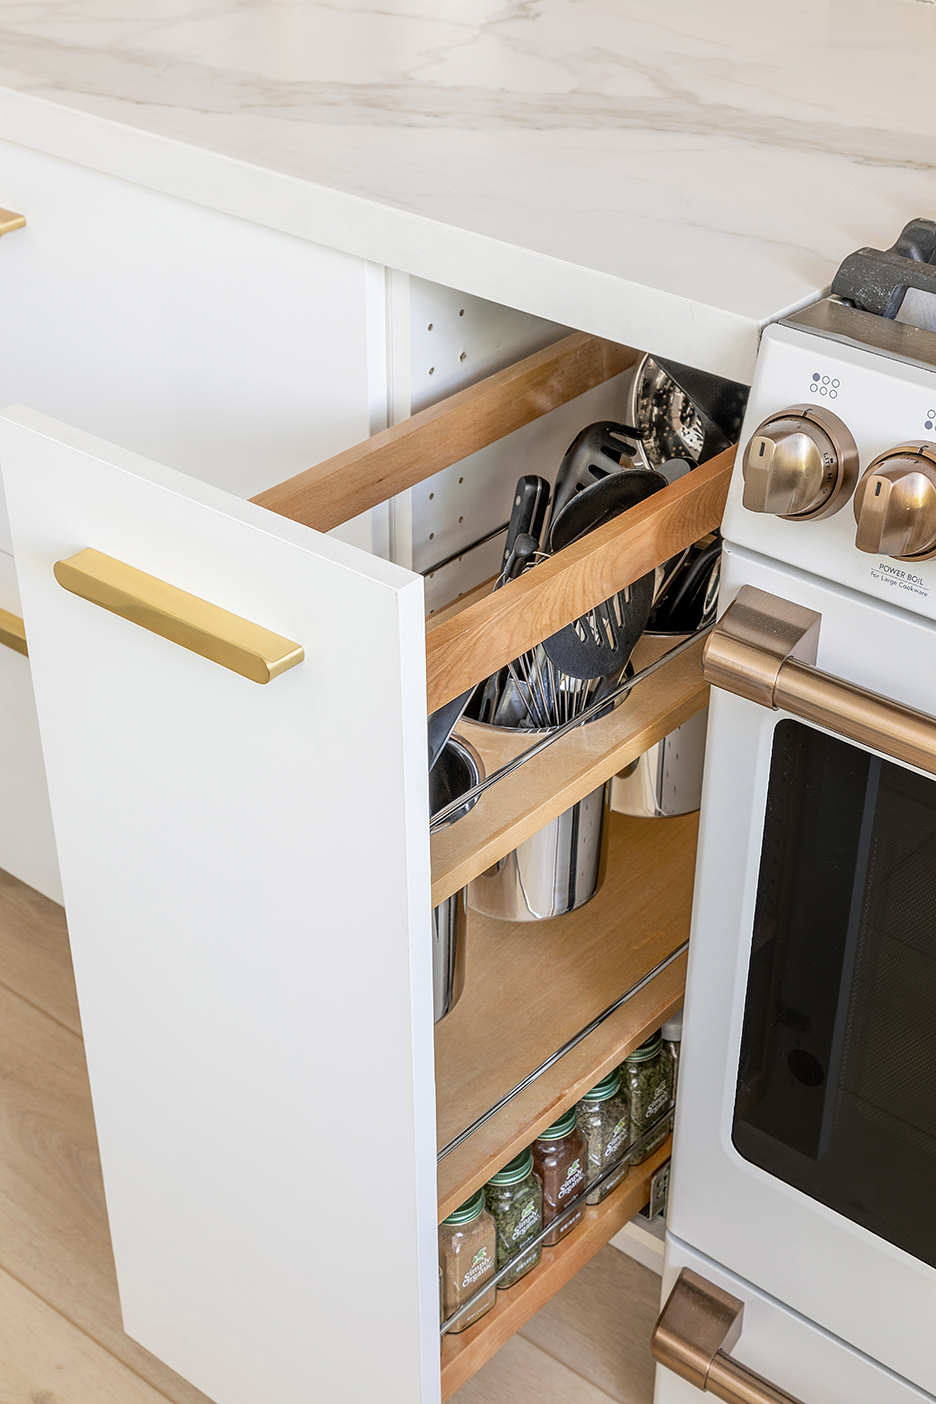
(1, 0, 935, 379)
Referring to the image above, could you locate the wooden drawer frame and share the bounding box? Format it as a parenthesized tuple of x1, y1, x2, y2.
(250, 329, 733, 1394)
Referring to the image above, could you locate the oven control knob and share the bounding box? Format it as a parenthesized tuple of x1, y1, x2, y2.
(854, 442, 936, 559)
(741, 405, 859, 520)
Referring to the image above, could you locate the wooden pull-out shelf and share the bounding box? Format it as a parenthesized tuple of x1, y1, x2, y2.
(252, 328, 733, 713)
(252, 325, 717, 1398)
(436, 811, 695, 1220)
(440, 1136, 672, 1400)
(431, 633, 707, 905)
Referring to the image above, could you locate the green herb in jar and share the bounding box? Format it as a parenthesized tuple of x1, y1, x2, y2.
(577, 1070, 630, 1204)
(621, 1031, 673, 1163)
(484, 1148, 544, 1288)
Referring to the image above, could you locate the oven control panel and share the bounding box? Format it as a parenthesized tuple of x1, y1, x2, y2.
(723, 303, 936, 621)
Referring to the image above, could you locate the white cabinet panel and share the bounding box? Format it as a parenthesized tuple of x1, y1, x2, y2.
(0, 139, 375, 520)
(0, 407, 439, 1404)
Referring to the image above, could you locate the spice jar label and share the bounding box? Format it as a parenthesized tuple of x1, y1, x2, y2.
(512, 1200, 538, 1241)
(461, 1245, 493, 1288)
(605, 1116, 628, 1159)
(558, 1158, 585, 1199)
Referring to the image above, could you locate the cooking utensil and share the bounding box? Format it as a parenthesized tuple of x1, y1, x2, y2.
(541, 470, 664, 679)
(625, 355, 748, 471)
(501, 475, 549, 574)
(546, 468, 667, 552)
(428, 686, 475, 772)
(647, 536, 722, 634)
(429, 736, 484, 1020)
(547, 422, 643, 536)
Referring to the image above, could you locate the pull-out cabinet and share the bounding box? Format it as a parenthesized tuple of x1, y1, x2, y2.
(0, 331, 732, 1404)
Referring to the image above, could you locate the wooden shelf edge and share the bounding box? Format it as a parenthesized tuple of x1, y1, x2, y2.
(430, 637, 708, 906)
(425, 449, 732, 711)
(439, 1137, 672, 1400)
(436, 948, 685, 1220)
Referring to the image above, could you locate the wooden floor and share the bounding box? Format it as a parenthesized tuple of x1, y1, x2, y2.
(0, 862, 661, 1402)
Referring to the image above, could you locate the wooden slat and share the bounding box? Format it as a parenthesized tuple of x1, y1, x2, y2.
(426, 448, 733, 712)
(252, 333, 636, 532)
(0, 865, 81, 1034)
(518, 1240, 660, 1404)
(0, 1261, 179, 1404)
(435, 812, 694, 1219)
(0, 974, 214, 1404)
(431, 634, 707, 906)
(440, 1137, 672, 1400)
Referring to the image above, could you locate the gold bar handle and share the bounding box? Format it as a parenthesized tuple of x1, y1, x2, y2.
(0, 607, 27, 656)
(54, 549, 304, 684)
(652, 1269, 806, 1404)
(703, 584, 936, 778)
(0, 208, 26, 237)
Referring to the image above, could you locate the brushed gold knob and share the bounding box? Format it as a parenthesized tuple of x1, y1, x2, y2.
(854, 442, 936, 560)
(741, 404, 859, 520)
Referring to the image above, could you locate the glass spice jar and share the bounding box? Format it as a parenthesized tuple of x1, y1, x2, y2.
(484, 1147, 544, 1288)
(532, 1108, 588, 1246)
(621, 1030, 673, 1163)
(662, 1010, 683, 1108)
(577, 1070, 630, 1205)
(438, 1189, 497, 1332)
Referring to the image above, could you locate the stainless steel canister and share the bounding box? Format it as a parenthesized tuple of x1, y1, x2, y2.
(611, 707, 708, 819)
(429, 735, 483, 1021)
(468, 781, 610, 922)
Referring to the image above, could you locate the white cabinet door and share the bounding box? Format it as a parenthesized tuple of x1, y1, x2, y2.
(0, 407, 439, 1404)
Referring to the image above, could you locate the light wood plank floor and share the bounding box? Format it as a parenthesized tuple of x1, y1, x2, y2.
(0, 863, 660, 1402)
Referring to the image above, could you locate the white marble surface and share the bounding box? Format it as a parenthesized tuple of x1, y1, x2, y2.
(1, 0, 935, 377)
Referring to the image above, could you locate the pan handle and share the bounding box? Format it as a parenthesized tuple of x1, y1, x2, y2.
(652, 1269, 806, 1404)
(702, 584, 936, 776)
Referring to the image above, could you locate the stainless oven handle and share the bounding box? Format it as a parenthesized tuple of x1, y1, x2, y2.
(702, 584, 936, 778)
(652, 1269, 806, 1404)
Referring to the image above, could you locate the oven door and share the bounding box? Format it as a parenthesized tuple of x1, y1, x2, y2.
(669, 541, 936, 1394)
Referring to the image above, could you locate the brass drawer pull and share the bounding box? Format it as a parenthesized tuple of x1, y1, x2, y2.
(652, 1269, 805, 1404)
(703, 584, 936, 777)
(0, 208, 26, 237)
(0, 607, 27, 656)
(54, 549, 304, 684)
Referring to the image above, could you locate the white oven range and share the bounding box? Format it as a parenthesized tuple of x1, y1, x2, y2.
(657, 297, 936, 1403)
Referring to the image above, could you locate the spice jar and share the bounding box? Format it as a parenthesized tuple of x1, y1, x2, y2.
(438, 1189, 497, 1332)
(577, 1070, 630, 1205)
(621, 1031, 673, 1163)
(532, 1108, 588, 1245)
(662, 1011, 682, 1107)
(484, 1148, 544, 1288)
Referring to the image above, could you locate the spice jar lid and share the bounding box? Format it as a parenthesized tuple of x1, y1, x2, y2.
(488, 1148, 534, 1186)
(442, 1189, 486, 1225)
(580, 1070, 621, 1102)
(662, 1011, 683, 1042)
(537, 1107, 578, 1140)
(625, 1031, 663, 1063)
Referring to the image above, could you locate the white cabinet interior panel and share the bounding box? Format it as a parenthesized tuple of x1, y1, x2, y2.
(0, 408, 439, 1404)
(0, 549, 61, 902)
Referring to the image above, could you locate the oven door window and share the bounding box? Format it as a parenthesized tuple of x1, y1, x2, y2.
(733, 718, 936, 1266)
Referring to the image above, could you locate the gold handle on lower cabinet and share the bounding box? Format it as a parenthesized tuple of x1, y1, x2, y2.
(0, 608, 27, 656)
(702, 584, 936, 777)
(0, 208, 26, 236)
(54, 549, 304, 684)
(651, 1269, 806, 1404)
